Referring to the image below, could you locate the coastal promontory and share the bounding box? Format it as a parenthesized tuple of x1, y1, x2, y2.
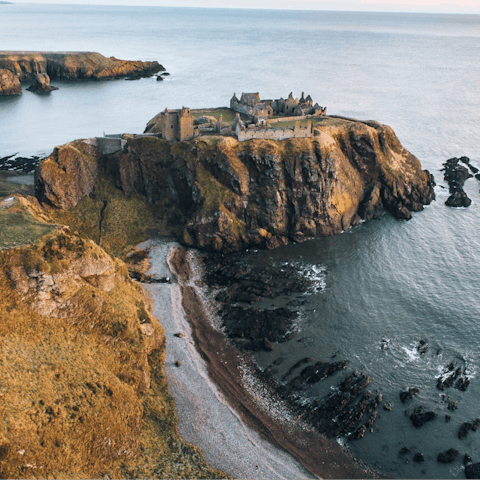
(36, 116, 435, 253)
(0, 51, 165, 93)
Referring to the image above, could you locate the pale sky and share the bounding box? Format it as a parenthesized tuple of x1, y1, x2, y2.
(9, 0, 480, 13)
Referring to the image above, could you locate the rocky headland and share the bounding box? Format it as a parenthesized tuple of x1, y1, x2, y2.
(0, 113, 437, 477)
(35, 116, 435, 253)
(0, 51, 164, 93)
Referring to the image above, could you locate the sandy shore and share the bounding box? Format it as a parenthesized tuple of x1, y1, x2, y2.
(141, 238, 376, 479)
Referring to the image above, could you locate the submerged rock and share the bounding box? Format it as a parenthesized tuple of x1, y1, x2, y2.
(413, 453, 425, 463)
(437, 448, 459, 463)
(410, 406, 436, 428)
(400, 387, 420, 403)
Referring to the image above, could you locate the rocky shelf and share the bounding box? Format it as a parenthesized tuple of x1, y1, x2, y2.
(0, 51, 165, 94)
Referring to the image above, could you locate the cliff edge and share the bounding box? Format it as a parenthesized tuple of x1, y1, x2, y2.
(36, 117, 435, 253)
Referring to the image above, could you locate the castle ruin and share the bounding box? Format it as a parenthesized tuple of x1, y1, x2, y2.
(160, 107, 194, 141)
(230, 91, 326, 123)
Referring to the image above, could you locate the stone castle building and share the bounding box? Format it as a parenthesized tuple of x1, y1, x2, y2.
(160, 107, 194, 141)
(230, 91, 326, 123)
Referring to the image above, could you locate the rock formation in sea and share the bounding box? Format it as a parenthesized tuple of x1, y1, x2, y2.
(35, 117, 435, 253)
(0, 51, 165, 94)
(0, 68, 21, 95)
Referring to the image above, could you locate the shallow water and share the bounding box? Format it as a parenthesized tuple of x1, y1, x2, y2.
(1, 5, 480, 478)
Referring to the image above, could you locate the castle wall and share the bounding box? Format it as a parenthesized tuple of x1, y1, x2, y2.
(96, 137, 127, 155)
(236, 121, 312, 142)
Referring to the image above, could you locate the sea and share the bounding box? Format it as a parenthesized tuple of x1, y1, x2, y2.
(1, 4, 480, 478)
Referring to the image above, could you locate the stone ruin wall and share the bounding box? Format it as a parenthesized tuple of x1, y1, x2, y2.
(230, 99, 253, 116)
(236, 121, 313, 142)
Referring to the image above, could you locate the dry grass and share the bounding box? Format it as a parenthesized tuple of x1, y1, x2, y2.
(0, 229, 226, 479)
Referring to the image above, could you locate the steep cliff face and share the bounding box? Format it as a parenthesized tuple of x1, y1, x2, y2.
(0, 51, 164, 94)
(36, 118, 435, 253)
(0, 68, 21, 95)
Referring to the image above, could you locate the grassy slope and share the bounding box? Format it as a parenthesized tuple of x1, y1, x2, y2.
(0, 183, 226, 478)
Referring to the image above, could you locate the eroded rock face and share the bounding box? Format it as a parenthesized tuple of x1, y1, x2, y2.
(36, 118, 435, 253)
(0, 68, 21, 95)
(35, 140, 99, 209)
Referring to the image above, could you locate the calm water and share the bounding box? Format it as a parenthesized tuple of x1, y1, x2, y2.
(1, 4, 480, 478)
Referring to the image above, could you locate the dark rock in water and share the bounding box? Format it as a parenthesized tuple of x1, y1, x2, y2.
(302, 371, 383, 439)
(410, 406, 436, 428)
(446, 191, 472, 207)
(399, 446, 411, 455)
(400, 387, 420, 403)
(413, 453, 425, 463)
(161, 72, 170, 76)
(442, 157, 473, 207)
(417, 339, 428, 355)
(281, 360, 347, 395)
(156, 75, 164, 81)
(437, 361, 469, 390)
(446, 415, 452, 423)
(466, 463, 480, 479)
(27, 72, 58, 92)
(437, 448, 459, 463)
(464, 454, 473, 465)
(458, 419, 480, 440)
(281, 357, 312, 381)
(441, 395, 458, 411)
(475, 173, 480, 181)
(459, 422, 474, 440)
(456, 376, 470, 391)
(443, 157, 472, 192)
(469, 164, 479, 174)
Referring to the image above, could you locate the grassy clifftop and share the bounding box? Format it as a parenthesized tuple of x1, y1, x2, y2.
(0, 193, 225, 478)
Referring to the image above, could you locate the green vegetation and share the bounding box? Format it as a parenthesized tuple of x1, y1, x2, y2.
(0, 197, 56, 250)
(191, 108, 247, 124)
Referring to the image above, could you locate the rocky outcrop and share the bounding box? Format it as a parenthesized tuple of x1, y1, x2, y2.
(26, 72, 58, 92)
(0, 51, 165, 94)
(36, 118, 435, 253)
(35, 139, 99, 209)
(0, 68, 21, 95)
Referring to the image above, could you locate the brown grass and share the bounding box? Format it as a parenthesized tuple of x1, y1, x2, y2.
(0, 230, 226, 479)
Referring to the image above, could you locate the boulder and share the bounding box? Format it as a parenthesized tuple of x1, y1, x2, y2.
(413, 453, 425, 463)
(0, 68, 21, 95)
(446, 191, 472, 208)
(193, 115, 217, 125)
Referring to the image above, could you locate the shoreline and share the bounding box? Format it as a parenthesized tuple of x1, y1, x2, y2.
(144, 238, 380, 478)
